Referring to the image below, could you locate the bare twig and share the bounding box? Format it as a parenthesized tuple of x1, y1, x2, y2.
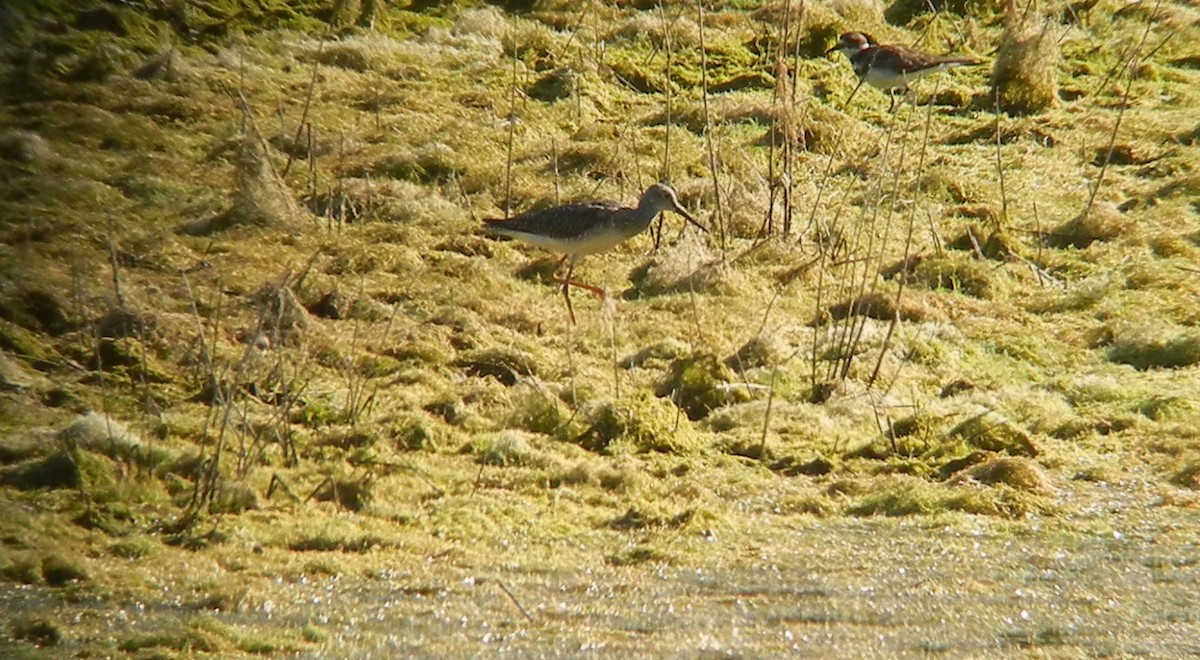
(505, 41, 520, 218)
(1084, 0, 1163, 216)
(494, 580, 535, 622)
(107, 235, 124, 309)
(283, 39, 324, 177)
(696, 0, 726, 254)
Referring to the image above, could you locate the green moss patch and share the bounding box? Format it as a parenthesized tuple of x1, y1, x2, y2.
(947, 411, 1039, 457)
(572, 393, 701, 454)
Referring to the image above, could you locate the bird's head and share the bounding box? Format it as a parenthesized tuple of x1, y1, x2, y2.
(640, 183, 707, 233)
(825, 31, 876, 57)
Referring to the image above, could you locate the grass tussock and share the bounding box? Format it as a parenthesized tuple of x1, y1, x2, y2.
(948, 411, 1039, 457)
(885, 0, 1003, 24)
(468, 431, 545, 467)
(949, 456, 1055, 494)
(1107, 325, 1200, 370)
(9, 615, 63, 648)
(655, 352, 751, 421)
(991, 5, 1059, 114)
(189, 127, 312, 235)
(845, 474, 1050, 518)
(1045, 202, 1130, 249)
(573, 394, 701, 455)
(0, 129, 54, 162)
(1172, 458, 1200, 490)
(824, 291, 932, 323)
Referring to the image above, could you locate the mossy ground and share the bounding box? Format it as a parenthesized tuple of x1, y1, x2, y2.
(1, 0, 1199, 655)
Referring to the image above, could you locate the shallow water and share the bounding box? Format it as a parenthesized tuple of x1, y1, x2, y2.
(2, 516, 1198, 657)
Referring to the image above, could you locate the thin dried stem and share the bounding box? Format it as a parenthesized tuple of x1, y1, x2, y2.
(696, 0, 726, 254)
(283, 39, 323, 177)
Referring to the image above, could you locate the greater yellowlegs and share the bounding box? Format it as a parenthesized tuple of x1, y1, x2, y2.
(484, 183, 706, 323)
(826, 31, 983, 111)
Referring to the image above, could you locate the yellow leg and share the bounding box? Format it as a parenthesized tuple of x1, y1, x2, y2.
(551, 257, 606, 324)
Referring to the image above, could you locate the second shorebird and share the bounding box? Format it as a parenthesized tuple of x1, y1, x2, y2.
(826, 31, 983, 111)
(484, 183, 706, 324)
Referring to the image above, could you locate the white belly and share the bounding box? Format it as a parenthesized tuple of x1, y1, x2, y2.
(502, 228, 631, 259)
(864, 63, 954, 91)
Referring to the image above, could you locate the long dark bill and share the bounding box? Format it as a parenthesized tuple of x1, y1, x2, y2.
(671, 203, 708, 233)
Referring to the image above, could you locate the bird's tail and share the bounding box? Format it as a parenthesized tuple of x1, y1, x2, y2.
(480, 218, 514, 239)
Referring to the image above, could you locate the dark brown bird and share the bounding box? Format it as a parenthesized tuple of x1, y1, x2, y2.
(484, 183, 706, 324)
(826, 31, 983, 110)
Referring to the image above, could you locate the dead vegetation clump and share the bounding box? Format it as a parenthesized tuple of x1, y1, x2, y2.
(253, 282, 310, 346)
(97, 307, 158, 340)
(761, 104, 874, 157)
(991, 4, 1059, 115)
(133, 47, 187, 82)
(846, 473, 1051, 518)
(209, 480, 260, 514)
(648, 97, 776, 135)
(1045, 202, 1130, 248)
(626, 237, 725, 298)
(572, 394, 701, 455)
(356, 143, 457, 184)
(0, 287, 73, 336)
(908, 254, 997, 299)
(620, 338, 692, 369)
(8, 615, 62, 648)
(944, 225, 1021, 260)
(1172, 458, 1200, 490)
(823, 291, 931, 323)
(0, 129, 53, 162)
(884, 0, 1003, 24)
(948, 455, 1055, 494)
(452, 7, 508, 41)
(310, 42, 372, 72)
(454, 346, 540, 386)
(310, 474, 374, 512)
(750, 2, 844, 58)
(189, 127, 311, 235)
(655, 352, 750, 421)
(725, 335, 784, 371)
(39, 554, 90, 587)
(526, 66, 577, 102)
(60, 411, 142, 456)
(468, 430, 545, 467)
(505, 386, 575, 437)
(825, 0, 883, 30)
(1, 451, 82, 491)
(947, 410, 1039, 457)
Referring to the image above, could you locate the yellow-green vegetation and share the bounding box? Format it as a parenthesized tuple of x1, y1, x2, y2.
(1, 0, 1199, 655)
(991, 3, 1059, 115)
